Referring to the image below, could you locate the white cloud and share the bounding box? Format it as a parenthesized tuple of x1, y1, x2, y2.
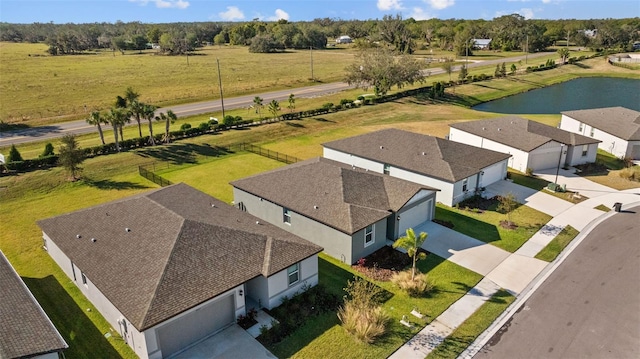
(542, 0, 552, 3)
(425, 0, 455, 10)
(219, 6, 245, 21)
(130, 0, 189, 9)
(267, 9, 290, 21)
(377, 0, 404, 11)
(410, 7, 434, 20)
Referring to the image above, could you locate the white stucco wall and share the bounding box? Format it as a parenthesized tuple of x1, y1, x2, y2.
(449, 127, 530, 172)
(323, 147, 385, 173)
(266, 255, 319, 309)
(565, 143, 599, 166)
(560, 115, 634, 159)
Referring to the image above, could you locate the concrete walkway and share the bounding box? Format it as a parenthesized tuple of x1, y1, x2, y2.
(173, 325, 276, 359)
(389, 172, 640, 359)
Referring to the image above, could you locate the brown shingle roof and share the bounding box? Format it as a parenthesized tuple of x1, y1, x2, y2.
(37, 184, 321, 331)
(231, 157, 437, 235)
(562, 107, 640, 141)
(0, 251, 67, 358)
(450, 116, 600, 151)
(322, 129, 511, 182)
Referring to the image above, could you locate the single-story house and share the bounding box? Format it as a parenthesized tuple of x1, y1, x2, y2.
(449, 116, 601, 172)
(472, 38, 491, 50)
(336, 35, 352, 44)
(38, 183, 322, 359)
(322, 129, 511, 207)
(560, 107, 640, 160)
(231, 157, 438, 264)
(0, 251, 68, 359)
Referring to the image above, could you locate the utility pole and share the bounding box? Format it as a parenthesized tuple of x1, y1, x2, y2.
(216, 58, 225, 120)
(310, 46, 314, 81)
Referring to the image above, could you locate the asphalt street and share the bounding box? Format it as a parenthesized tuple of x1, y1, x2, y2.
(0, 52, 552, 147)
(474, 205, 640, 359)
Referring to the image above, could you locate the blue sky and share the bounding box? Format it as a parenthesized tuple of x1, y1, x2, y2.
(1, 0, 638, 24)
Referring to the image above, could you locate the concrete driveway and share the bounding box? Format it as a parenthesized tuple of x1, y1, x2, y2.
(484, 180, 573, 217)
(534, 167, 618, 199)
(172, 325, 276, 359)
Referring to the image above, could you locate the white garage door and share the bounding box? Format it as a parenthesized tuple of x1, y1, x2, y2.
(529, 151, 561, 171)
(480, 161, 505, 187)
(157, 294, 235, 358)
(398, 199, 432, 237)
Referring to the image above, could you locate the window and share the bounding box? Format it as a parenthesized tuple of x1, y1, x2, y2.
(383, 164, 391, 175)
(364, 225, 374, 246)
(71, 260, 76, 281)
(462, 178, 468, 192)
(287, 263, 299, 286)
(590, 127, 595, 137)
(582, 145, 588, 157)
(81, 272, 87, 286)
(578, 122, 584, 132)
(283, 208, 291, 224)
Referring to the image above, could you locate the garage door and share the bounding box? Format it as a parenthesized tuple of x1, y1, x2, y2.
(631, 145, 640, 160)
(480, 161, 505, 187)
(398, 199, 432, 237)
(529, 151, 561, 171)
(157, 294, 235, 358)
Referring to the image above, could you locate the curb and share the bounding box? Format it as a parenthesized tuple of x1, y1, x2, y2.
(458, 199, 640, 359)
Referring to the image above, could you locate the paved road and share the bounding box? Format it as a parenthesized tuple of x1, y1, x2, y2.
(0, 52, 552, 147)
(474, 205, 640, 359)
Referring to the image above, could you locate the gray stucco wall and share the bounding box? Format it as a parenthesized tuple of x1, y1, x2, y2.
(233, 188, 386, 264)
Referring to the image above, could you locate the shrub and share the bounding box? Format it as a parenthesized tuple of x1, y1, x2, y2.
(40, 143, 55, 158)
(322, 102, 334, 110)
(391, 270, 433, 297)
(618, 167, 640, 182)
(180, 123, 191, 130)
(8, 144, 23, 162)
(526, 167, 534, 176)
(198, 122, 210, 131)
(338, 277, 389, 343)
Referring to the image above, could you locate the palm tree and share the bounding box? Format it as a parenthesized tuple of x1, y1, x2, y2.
(268, 99, 280, 122)
(129, 99, 145, 138)
(557, 47, 570, 64)
(287, 93, 296, 112)
(392, 228, 428, 281)
(86, 111, 106, 145)
(253, 96, 263, 119)
(155, 110, 177, 144)
(142, 104, 158, 145)
(105, 107, 129, 152)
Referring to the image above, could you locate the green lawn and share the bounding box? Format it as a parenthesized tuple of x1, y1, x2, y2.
(435, 203, 551, 253)
(535, 225, 580, 262)
(426, 289, 516, 359)
(267, 254, 483, 359)
(594, 204, 611, 212)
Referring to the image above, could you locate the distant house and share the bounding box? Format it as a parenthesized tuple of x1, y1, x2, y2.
(449, 116, 601, 172)
(472, 38, 492, 50)
(232, 157, 438, 264)
(0, 251, 68, 359)
(579, 29, 598, 38)
(560, 107, 640, 160)
(336, 35, 352, 44)
(322, 129, 511, 207)
(38, 183, 321, 359)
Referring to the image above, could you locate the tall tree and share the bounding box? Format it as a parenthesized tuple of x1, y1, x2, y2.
(392, 228, 428, 281)
(344, 48, 425, 96)
(58, 134, 85, 181)
(458, 64, 468, 83)
(123, 87, 142, 137)
(253, 96, 264, 118)
(105, 107, 129, 152)
(142, 103, 158, 145)
(86, 110, 106, 145)
(155, 110, 177, 143)
(557, 47, 570, 64)
(441, 58, 454, 82)
(287, 93, 296, 112)
(378, 14, 415, 54)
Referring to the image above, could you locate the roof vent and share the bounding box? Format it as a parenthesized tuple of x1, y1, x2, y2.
(91, 238, 97, 243)
(314, 205, 318, 209)
(256, 221, 260, 225)
(125, 228, 131, 233)
(380, 146, 384, 149)
(76, 234, 81, 239)
(511, 121, 514, 124)
(211, 203, 216, 208)
(497, 128, 501, 131)
(482, 127, 486, 130)
(422, 152, 426, 155)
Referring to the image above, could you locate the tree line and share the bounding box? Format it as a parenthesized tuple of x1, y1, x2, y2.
(1, 15, 638, 55)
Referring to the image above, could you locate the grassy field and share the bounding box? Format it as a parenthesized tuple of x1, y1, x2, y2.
(435, 204, 552, 253)
(426, 289, 516, 359)
(535, 225, 580, 262)
(267, 254, 482, 359)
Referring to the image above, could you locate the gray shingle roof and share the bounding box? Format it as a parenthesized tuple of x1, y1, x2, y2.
(322, 129, 511, 182)
(0, 251, 67, 359)
(231, 157, 437, 235)
(37, 183, 321, 331)
(450, 116, 601, 151)
(562, 107, 640, 141)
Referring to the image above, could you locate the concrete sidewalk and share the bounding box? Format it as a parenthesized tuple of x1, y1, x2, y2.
(389, 175, 640, 359)
(534, 167, 618, 199)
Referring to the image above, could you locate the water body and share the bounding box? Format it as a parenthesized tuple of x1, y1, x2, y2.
(473, 77, 640, 114)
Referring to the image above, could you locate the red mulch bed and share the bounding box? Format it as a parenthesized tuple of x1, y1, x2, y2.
(352, 246, 428, 282)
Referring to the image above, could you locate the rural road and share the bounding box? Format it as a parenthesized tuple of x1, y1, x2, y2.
(0, 52, 551, 147)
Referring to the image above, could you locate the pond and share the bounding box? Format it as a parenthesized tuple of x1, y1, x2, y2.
(473, 77, 640, 114)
